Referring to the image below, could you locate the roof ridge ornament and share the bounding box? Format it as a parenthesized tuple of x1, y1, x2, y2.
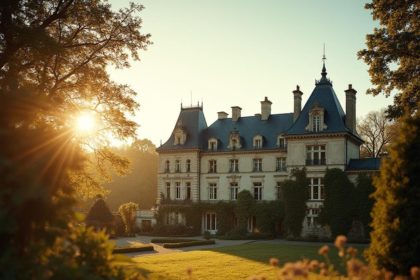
(316, 44, 333, 86)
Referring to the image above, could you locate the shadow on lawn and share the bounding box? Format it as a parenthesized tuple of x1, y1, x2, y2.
(206, 242, 368, 273)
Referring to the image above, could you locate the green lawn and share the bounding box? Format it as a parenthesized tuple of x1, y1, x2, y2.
(131, 242, 368, 280)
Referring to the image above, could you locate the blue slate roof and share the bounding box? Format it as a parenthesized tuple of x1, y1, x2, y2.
(347, 158, 381, 171)
(202, 113, 294, 151)
(157, 106, 207, 151)
(285, 66, 355, 137)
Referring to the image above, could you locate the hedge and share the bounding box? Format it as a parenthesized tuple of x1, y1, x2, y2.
(112, 244, 154, 254)
(162, 240, 215, 248)
(150, 238, 198, 243)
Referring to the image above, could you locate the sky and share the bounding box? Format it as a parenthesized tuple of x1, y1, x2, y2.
(108, 0, 392, 146)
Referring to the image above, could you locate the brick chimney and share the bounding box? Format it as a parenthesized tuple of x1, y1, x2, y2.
(217, 111, 228, 120)
(260, 97, 272, 121)
(293, 85, 303, 121)
(231, 106, 242, 122)
(345, 84, 357, 133)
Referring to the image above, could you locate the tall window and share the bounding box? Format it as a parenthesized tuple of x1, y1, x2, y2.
(230, 182, 239, 200)
(309, 178, 324, 200)
(306, 145, 326, 165)
(205, 212, 217, 231)
(276, 157, 287, 172)
(175, 182, 181, 199)
(175, 160, 180, 173)
(229, 159, 239, 173)
(278, 136, 287, 149)
(186, 182, 191, 200)
(253, 182, 263, 200)
(208, 139, 218, 151)
(186, 159, 191, 172)
(254, 138, 262, 149)
(276, 181, 283, 200)
(312, 114, 321, 132)
(253, 158, 262, 172)
(166, 182, 171, 199)
(165, 160, 170, 173)
(209, 183, 217, 200)
(209, 160, 217, 173)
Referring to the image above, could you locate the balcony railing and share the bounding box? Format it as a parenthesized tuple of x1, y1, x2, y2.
(306, 158, 326, 166)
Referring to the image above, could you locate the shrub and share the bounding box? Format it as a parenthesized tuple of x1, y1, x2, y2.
(367, 111, 420, 275)
(150, 238, 197, 243)
(85, 197, 115, 233)
(235, 190, 255, 232)
(282, 168, 308, 237)
(112, 244, 154, 254)
(162, 240, 215, 248)
(118, 202, 139, 236)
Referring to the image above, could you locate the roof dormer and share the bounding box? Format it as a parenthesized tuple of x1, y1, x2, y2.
(173, 120, 187, 145)
(253, 135, 263, 149)
(228, 130, 242, 150)
(305, 103, 327, 133)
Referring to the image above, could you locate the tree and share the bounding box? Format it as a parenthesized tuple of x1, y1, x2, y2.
(0, 0, 150, 278)
(367, 110, 420, 275)
(318, 168, 354, 237)
(85, 196, 114, 232)
(282, 168, 308, 237)
(358, 0, 419, 119)
(357, 109, 396, 157)
(118, 202, 139, 235)
(235, 190, 255, 233)
(352, 173, 375, 233)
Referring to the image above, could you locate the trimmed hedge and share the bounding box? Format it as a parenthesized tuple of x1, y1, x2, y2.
(162, 240, 215, 248)
(151, 238, 197, 243)
(112, 244, 154, 254)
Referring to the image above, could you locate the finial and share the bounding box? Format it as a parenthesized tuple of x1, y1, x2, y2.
(321, 44, 327, 78)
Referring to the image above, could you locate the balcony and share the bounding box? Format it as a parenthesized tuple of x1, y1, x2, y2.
(305, 158, 326, 166)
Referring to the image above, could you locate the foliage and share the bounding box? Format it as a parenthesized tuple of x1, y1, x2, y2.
(104, 139, 158, 211)
(352, 173, 375, 234)
(118, 202, 139, 235)
(367, 110, 420, 275)
(282, 168, 308, 237)
(358, 0, 419, 119)
(112, 244, 154, 254)
(235, 190, 255, 232)
(162, 239, 215, 249)
(0, 1, 150, 277)
(357, 109, 396, 157)
(86, 197, 114, 225)
(255, 200, 284, 236)
(215, 201, 235, 235)
(319, 168, 354, 237)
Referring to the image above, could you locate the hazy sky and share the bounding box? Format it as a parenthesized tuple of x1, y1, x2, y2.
(108, 0, 392, 145)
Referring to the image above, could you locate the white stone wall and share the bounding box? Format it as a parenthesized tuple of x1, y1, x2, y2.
(199, 151, 288, 201)
(157, 151, 200, 203)
(346, 139, 360, 164)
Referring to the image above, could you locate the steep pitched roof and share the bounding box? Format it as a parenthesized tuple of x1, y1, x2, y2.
(285, 65, 355, 137)
(157, 106, 207, 151)
(347, 158, 381, 171)
(202, 113, 294, 151)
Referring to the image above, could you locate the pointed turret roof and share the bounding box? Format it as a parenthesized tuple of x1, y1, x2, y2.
(285, 62, 360, 140)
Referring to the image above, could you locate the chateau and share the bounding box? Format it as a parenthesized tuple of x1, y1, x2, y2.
(155, 62, 379, 236)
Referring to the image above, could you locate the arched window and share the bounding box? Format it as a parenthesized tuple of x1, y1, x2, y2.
(165, 160, 170, 173)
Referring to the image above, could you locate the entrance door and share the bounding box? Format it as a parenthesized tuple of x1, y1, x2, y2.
(204, 212, 217, 234)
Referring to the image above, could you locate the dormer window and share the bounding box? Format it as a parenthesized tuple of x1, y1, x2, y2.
(306, 103, 327, 132)
(253, 135, 263, 149)
(277, 135, 287, 149)
(208, 138, 218, 151)
(228, 131, 242, 150)
(173, 121, 187, 145)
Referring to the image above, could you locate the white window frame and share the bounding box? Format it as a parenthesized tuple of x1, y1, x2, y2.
(276, 157, 287, 172)
(165, 160, 170, 173)
(205, 212, 217, 231)
(230, 182, 239, 200)
(165, 182, 171, 199)
(277, 136, 287, 149)
(175, 160, 181, 173)
(175, 182, 181, 200)
(309, 178, 324, 200)
(253, 135, 263, 149)
(313, 114, 321, 132)
(186, 159, 191, 172)
(253, 182, 263, 200)
(209, 183, 217, 200)
(208, 138, 218, 151)
(253, 158, 262, 172)
(229, 159, 239, 173)
(306, 145, 326, 165)
(209, 160, 217, 173)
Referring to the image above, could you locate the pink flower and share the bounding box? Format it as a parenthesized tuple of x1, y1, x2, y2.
(318, 245, 329, 256)
(334, 235, 347, 249)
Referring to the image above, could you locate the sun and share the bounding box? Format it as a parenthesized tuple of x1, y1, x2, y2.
(74, 111, 97, 134)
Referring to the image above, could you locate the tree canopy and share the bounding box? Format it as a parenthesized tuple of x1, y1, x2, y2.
(358, 0, 419, 119)
(0, 0, 150, 278)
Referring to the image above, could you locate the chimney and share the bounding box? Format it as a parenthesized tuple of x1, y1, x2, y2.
(293, 85, 303, 121)
(260, 96, 272, 121)
(217, 111, 228, 120)
(231, 106, 242, 122)
(345, 84, 357, 133)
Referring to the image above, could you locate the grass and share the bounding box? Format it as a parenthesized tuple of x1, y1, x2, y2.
(132, 242, 368, 280)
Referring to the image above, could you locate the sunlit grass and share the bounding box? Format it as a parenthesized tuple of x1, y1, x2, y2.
(132, 243, 368, 279)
